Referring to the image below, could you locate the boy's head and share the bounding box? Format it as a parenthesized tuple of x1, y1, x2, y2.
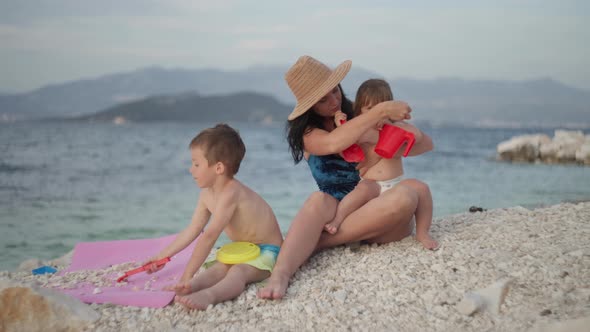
(353, 79, 394, 116)
(189, 123, 246, 178)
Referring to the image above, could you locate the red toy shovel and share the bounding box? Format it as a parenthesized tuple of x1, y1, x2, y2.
(116, 257, 170, 282)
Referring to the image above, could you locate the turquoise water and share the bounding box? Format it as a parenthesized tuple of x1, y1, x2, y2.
(1, 122, 588, 270)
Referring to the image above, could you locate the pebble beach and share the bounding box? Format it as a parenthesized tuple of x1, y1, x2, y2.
(2, 201, 589, 331)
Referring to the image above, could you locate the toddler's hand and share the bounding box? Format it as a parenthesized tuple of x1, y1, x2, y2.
(356, 161, 370, 177)
(334, 111, 347, 127)
(381, 100, 411, 121)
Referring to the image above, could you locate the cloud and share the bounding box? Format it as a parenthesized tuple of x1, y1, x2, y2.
(160, 0, 239, 12)
(235, 39, 279, 52)
(231, 24, 295, 35)
(1, 1, 589, 91)
(0, 23, 82, 52)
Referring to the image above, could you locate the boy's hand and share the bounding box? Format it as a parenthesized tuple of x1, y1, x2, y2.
(143, 256, 167, 274)
(163, 280, 193, 295)
(334, 111, 347, 127)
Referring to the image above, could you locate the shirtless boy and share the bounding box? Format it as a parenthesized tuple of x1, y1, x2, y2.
(145, 124, 283, 309)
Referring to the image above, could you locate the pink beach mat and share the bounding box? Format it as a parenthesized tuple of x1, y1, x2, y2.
(54, 234, 196, 308)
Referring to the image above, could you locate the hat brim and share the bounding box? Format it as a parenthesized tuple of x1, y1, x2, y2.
(287, 60, 352, 121)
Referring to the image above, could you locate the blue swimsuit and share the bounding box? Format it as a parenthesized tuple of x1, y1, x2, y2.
(307, 154, 360, 201)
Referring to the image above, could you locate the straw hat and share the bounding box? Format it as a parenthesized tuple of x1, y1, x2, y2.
(285, 55, 352, 120)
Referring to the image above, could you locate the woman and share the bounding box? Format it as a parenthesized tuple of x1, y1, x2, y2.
(258, 56, 434, 300)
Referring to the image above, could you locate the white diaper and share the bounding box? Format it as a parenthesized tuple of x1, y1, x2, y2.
(376, 175, 403, 194)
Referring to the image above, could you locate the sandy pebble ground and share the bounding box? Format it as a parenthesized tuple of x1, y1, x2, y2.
(2, 201, 589, 331)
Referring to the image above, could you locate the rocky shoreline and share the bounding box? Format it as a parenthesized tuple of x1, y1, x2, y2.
(497, 130, 589, 165)
(2, 202, 589, 331)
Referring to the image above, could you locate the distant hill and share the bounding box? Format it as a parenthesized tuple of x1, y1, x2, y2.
(396, 77, 590, 127)
(73, 91, 292, 124)
(0, 65, 373, 120)
(1, 65, 589, 127)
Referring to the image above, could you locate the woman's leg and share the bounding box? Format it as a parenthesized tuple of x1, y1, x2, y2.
(258, 192, 338, 300)
(317, 180, 419, 249)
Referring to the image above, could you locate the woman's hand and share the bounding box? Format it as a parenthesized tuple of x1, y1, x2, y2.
(376, 100, 412, 121)
(334, 110, 347, 127)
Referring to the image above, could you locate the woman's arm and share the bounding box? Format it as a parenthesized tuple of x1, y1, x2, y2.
(304, 101, 412, 156)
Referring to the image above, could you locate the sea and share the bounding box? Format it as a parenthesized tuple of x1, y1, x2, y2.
(1, 121, 589, 271)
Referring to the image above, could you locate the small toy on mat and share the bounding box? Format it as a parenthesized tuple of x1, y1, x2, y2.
(116, 257, 170, 282)
(32, 265, 58, 275)
(216, 242, 260, 264)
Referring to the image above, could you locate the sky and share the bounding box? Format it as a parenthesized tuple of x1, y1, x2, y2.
(1, 0, 589, 93)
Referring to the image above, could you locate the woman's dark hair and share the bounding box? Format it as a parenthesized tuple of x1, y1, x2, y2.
(286, 84, 354, 163)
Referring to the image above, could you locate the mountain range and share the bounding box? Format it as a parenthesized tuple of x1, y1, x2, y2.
(75, 91, 290, 124)
(1, 65, 589, 127)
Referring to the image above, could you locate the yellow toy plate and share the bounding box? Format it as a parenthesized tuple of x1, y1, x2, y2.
(216, 242, 260, 264)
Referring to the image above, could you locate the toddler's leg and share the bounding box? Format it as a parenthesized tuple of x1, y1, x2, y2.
(325, 180, 380, 234)
(177, 264, 269, 310)
(401, 179, 439, 250)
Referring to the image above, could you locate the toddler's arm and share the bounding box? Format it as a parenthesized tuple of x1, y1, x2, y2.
(392, 121, 434, 157)
(333, 111, 351, 159)
(356, 143, 381, 177)
(333, 111, 347, 128)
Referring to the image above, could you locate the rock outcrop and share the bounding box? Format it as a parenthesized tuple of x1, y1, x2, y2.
(497, 130, 589, 165)
(0, 280, 99, 332)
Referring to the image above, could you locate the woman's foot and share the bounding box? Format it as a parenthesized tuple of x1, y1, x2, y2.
(257, 273, 289, 300)
(176, 290, 214, 310)
(416, 233, 439, 250)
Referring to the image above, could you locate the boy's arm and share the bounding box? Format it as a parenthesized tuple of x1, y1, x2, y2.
(146, 197, 211, 268)
(179, 188, 238, 282)
(392, 121, 434, 157)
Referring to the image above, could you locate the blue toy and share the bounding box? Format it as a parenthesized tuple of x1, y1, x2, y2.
(32, 265, 57, 275)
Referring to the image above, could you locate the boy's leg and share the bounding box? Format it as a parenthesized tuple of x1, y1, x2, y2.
(402, 180, 438, 250)
(325, 180, 380, 234)
(177, 264, 269, 310)
(165, 262, 230, 295)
